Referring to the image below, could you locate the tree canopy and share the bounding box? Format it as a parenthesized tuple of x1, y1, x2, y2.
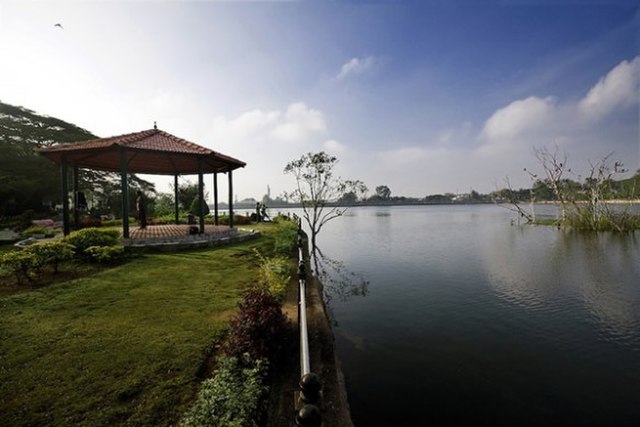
(284, 151, 367, 251)
(0, 101, 154, 219)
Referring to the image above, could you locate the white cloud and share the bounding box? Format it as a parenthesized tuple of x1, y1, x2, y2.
(478, 55, 640, 159)
(204, 102, 337, 200)
(271, 102, 326, 142)
(210, 102, 325, 145)
(482, 96, 556, 142)
(323, 139, 347, 155)
(579, 56, 640, 120)
(378, 146, 447, 165)
(362, 56, 640, 196)
(336, 56, 382, 80)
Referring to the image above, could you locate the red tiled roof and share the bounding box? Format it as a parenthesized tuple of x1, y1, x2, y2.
(38, 128, 246, 175)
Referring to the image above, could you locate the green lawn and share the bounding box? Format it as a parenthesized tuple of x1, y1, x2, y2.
(0, 234, 274, 426)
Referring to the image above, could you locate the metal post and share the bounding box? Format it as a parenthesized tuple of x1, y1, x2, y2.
(228, 170, 234, 228)
(61, 159, 70, 236)
(198, 158, 205, 234)
(120, 149, 129, 238)
(73, 166, 79, 229)
(213, 172, 219, 225)
(299, 261, 310, 376)
(174, 174, 179, 224)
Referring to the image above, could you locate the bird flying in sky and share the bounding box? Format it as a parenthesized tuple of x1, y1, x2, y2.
(54, 23, 63, 29)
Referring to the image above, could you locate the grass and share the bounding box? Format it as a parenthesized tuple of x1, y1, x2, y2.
(532, 218, 562, 227)
(0, 231, 278, 426)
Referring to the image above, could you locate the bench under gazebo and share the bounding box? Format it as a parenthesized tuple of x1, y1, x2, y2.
(37, 124, 246, 241)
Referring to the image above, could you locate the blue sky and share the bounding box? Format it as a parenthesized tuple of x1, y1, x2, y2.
(1, 0, 638, 200)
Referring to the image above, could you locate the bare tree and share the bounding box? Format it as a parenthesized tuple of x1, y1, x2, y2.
(284, 152, 367, 252)
(494, 177, 534, 224)
(577, 154, 628, 231)
(530, 145, 573, 221)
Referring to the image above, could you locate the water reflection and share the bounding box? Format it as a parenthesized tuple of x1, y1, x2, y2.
(483, 226, 640, 346)
(311, 247, 369, 306)
(312, 205, 640, 425)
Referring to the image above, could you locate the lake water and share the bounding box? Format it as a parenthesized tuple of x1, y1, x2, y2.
(306, 205, 640, 426)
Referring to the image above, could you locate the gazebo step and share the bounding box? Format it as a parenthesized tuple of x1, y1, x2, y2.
(124, 230, 259, 252)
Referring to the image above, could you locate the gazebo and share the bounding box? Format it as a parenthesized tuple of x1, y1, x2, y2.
(37, 125, 246, 238)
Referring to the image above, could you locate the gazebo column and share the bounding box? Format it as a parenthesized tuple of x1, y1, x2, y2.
(73, 166, 79, 230)
(213, 172, 219, 225)
(61, 157, 70, 236)
(198, 158, 205, 234)
(174, 174, 179, 224)
(228, 170, 234, 228)
(120, 149, 130, 238)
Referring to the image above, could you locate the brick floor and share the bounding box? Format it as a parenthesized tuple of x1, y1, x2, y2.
(129, 224, 232, 240)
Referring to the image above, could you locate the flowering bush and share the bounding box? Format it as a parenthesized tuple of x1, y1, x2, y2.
(181, 356, 267, 427)
(224, 288, 288, 362)
(254, 250, 291, 301)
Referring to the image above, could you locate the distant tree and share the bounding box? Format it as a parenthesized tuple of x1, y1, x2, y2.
(338, 191, 358, 204)
(424, 194, 453, 203)
(172, 181, 204, 211)
(152, 193, 175, 217)
(375, 185, 391, 200)
(284, 152, 367, 252)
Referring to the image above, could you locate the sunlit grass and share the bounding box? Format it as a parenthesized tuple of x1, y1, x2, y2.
(0, 232, 276, 426)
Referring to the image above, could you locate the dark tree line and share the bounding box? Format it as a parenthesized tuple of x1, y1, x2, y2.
(0, 101, 154, 220)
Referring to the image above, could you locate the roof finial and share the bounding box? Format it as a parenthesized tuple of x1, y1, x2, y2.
(153, 121, 157, 130)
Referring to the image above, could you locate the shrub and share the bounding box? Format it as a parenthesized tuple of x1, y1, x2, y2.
(26, 241, 75, 273)
(182, 356, 267, 427)
(0, 242, 76, 283)
(64, 228, 120, 257)
(218, 215, 252, 226)
(272, 219, 298, 256)
(189, 197, 211, 217)
(149, 213, 179, 225)
(566, 208, 640, 232)
(0, 250, 37, 284)
(84, 245, 126, 264)
(254, 250, 291, 301)
(101, 219, 122, 227)
(21, 226, 54, 238)
(224, 288, 288, 362)
(101, 217, 135, 227)
(79, 216, 102, 228)
(18, 209, 35, 230)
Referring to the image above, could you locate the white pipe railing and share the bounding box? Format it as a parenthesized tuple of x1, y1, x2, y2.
(295, 222, 322, 427)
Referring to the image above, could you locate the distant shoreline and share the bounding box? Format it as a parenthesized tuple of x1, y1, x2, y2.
(212, 199, 640, 210)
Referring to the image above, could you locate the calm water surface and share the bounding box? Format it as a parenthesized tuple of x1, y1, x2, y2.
(311, 205, 640, 426)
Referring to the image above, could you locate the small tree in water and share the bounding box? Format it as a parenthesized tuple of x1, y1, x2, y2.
(284, 152, 367, 252)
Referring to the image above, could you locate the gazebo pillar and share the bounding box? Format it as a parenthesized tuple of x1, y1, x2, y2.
(174, 174, 179, 224)
(228, 170, 234, 228)
(120, 149, 130, 238)
(213, 172, 219, 226)
(61, 157, 70, 236)
(73, 166, 79, 229)
(198, 158, 205, 234)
